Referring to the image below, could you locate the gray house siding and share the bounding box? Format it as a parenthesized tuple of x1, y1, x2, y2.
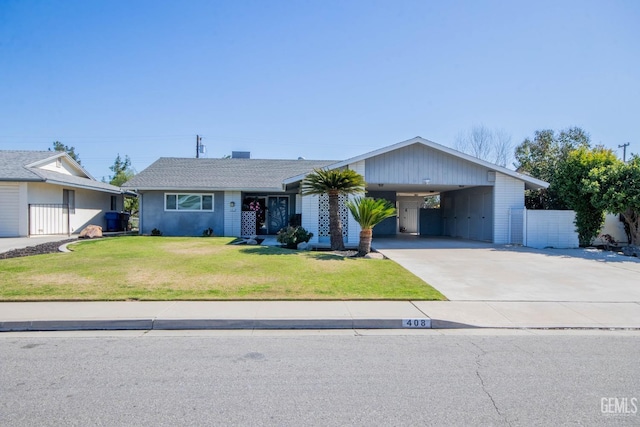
(367, 190, 397, 236)
(140, 190, 225, 236)
(440, 186, 494, 241)
(365, 143, 491, 185)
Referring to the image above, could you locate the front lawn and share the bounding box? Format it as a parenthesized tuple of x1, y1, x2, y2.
(0, 236, 445, 301)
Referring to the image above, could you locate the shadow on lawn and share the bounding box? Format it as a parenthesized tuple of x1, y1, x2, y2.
(238, 246, 350, 261)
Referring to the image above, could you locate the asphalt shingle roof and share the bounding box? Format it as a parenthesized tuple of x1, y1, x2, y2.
(0, 151, 58, 181)
(123, 158, 338, 191)
(0, 150, 122, 193)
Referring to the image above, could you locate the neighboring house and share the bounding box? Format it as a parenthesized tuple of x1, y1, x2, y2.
(0, 150, 127, 237)
(124, 137, 549, 245)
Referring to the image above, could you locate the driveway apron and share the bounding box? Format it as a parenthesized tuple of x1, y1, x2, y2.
(373, 236, 640, 302)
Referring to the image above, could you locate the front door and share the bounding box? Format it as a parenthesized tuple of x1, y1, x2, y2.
(399, 201, 419, 233)
(268, 196, 289, 234)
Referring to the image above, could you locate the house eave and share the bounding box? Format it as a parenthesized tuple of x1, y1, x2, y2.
(128, 186, 290, 193)
(42, 178, 123, 194)
(0, 178, 44, 182)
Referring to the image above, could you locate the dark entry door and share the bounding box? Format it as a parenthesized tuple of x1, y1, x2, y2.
(268, 196, 289, 234)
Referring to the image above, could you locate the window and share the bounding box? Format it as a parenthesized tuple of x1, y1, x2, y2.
(110, 196, 118, 211)
(63, 189, 75, 214)
(165, 193, 214, 211)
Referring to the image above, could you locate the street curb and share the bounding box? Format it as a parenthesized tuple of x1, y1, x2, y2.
(0, 318, 432, 332)
(0, 319, 153, 332)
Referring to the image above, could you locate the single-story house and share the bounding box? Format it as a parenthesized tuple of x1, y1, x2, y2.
(0, 150, 128, 237)
(124, 137, 549, 245)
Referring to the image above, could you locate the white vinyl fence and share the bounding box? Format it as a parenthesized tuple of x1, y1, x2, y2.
(509, 209, 579, 249)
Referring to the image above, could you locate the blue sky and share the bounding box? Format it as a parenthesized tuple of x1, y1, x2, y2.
(1, 0, 638, 180)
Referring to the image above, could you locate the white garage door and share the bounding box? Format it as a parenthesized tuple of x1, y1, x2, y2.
(0, 183, 20, 237)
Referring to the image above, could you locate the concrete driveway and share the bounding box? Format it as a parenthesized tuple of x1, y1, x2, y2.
(373, 236, 640, 302)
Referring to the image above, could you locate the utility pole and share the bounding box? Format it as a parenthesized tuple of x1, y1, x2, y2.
(618, 142, 630, 162)
(196, 135, 202, 159)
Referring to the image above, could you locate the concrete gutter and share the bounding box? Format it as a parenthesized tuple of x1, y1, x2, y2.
(1, 300, 640, 332)
(0, 301, 432, 332)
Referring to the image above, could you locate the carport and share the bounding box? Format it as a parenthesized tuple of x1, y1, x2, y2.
(286, 137, 548, 247)
(345, 137, 547, 244)
(368, 185, 495, 242)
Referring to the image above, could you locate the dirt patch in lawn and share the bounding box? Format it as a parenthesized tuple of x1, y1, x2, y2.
(160, 242, 227, 256)
(25, 273, 95, 287)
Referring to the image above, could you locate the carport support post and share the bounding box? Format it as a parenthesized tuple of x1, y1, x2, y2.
(523, 208, 528, 247)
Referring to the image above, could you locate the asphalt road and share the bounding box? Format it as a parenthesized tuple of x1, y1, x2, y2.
(1, 330, 639, 426)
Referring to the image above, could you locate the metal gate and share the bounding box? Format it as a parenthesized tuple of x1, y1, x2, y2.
(508, 208, 524, 245)
(29, 204, 70, 236)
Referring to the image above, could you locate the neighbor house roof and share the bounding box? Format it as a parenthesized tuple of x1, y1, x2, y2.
(0, 150, 59, 181)
(283, 136, 549, 190)
(0, 150, 123, 194)
(122, 158, 338, 192)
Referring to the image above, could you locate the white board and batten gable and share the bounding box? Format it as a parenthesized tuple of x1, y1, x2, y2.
(26, 152, 92, 179)
(320, 137, 547, 190)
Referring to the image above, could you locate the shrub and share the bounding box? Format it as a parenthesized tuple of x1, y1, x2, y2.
(151, 228, 163, 236)
(289, 214, 302, 227)
(276, 226, 313, 249)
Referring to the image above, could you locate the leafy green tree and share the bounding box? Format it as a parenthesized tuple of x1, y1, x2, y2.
(514, 127, 591, 209)
(50, 141, 81, 164)
(107, 154, 138, 213)
(587, 155, 640, 246)
(555, 146, 619, 246)
(108, 154, 135, 186)
(346, 197, 396, 256)
(423, 195, 440, 209)
(301, 168, 365, 250)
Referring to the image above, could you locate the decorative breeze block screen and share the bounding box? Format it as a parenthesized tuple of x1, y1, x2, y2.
(318, 193, 349, 238)
(241, 210, 256, 237)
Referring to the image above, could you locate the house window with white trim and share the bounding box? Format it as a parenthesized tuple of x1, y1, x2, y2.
(165, 194, 214, 211)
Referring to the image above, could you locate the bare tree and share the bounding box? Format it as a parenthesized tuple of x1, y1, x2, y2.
(493, 129, 513, 167)
(455, 125, 513, 168)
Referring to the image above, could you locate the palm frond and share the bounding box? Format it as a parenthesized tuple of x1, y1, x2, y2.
(301, 168, 366, 196)
(346, 197, 396, 230)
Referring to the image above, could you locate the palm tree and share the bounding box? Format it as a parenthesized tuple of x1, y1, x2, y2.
(346, 197, 396, 256)
(301, 168, 365, 250)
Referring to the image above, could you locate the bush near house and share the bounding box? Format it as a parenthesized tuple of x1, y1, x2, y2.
(276, 226, 313, 249)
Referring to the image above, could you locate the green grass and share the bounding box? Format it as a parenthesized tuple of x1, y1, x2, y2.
(0, 236, 446, 301)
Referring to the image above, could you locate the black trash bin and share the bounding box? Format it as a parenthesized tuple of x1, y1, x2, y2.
(105, 212, 120, 232)
(119, 212, 130, 231)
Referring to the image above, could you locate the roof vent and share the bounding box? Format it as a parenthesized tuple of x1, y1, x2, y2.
(232, 151, 251, 159)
